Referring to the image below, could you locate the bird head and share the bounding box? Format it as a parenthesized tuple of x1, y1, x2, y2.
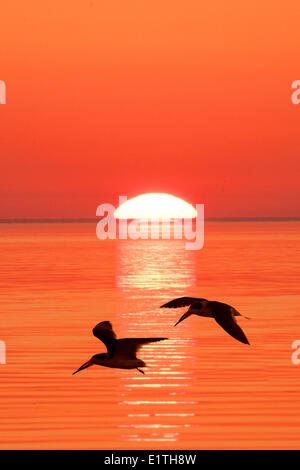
(91, 353, 107, 363)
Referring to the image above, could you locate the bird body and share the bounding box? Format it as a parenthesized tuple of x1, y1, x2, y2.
(161, 297, 250, 345)
(188, 300, 214, 317)
(91, 353, 146, 370)
(73, 321, 167, 375)
(189, 300, 242, 318)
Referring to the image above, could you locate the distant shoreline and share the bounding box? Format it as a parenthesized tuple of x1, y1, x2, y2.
(0, 217, 299, 224)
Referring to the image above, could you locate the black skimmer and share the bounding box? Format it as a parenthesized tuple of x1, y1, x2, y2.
(161, 297, 250, 345)
(73, 321, 167, 375)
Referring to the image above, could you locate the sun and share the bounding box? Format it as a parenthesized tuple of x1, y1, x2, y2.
(114, 193, 197, 219)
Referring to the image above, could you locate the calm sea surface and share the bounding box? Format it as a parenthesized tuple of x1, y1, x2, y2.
(0, 221, 299, 449)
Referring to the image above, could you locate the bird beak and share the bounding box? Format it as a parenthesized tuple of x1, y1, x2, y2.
(72, 360, 92, 375)
(174, 311, 191, 327)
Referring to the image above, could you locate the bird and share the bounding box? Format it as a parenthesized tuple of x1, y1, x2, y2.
(160, 297, 250, 345)
(73, 321, 167, 375)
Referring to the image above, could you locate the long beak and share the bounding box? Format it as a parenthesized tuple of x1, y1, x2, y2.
(174, 311, 191, 327)
(72, 360, 93, 375)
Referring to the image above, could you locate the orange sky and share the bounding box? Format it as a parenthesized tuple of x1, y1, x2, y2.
(0, 1, 299, 218)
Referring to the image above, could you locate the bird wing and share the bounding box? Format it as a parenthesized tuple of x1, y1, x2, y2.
(115, 337, 167, 359)
(211, 303, 250, 345)
(160, 297, 207, 308)
(92, 321, 117, 355)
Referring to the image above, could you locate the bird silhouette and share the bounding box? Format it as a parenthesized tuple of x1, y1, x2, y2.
(161, 297, 250, 345)
(73, 321, 167, 375)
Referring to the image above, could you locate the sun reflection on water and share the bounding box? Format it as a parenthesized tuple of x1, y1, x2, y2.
(116, 239, 196, 292)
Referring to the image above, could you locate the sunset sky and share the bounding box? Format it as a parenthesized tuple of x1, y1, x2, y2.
(0, 1, 299, 218)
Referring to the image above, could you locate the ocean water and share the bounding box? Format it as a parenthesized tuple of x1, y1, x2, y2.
(0, 221, 299, 449)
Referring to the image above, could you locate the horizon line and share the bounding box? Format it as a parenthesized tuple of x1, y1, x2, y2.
(0, 217, 299, 223)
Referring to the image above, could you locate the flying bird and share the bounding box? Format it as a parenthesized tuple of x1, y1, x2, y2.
(161, 297, 250, 345)
(73, 321, 167, 375)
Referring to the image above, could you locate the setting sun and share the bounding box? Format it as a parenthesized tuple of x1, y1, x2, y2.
(114, 193, 197, 219)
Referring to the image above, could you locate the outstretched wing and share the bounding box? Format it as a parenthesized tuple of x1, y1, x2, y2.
(92, 321, 117, 355)
(115, 337, 167, 359)
(211, 303, 250, 345)
(160, 297, 207, 309)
